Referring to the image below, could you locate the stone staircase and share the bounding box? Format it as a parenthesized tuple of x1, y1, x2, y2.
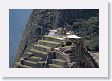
(15, 35, 68, 68)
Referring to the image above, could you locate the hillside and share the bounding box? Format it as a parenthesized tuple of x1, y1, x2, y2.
(13, 9, 99, 68)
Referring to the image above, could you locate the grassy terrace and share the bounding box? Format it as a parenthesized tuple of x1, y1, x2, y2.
(39, 40, 60, 44)
(43, 35, 62, 40)
(38, 61, 45, 64)
(27, 52, 33, 54)
(30, 49, 48, 55)
(25, 60, 45, 65)
(52, 59, 66, 63)
(49, 64, 63, 68)
(25, 60, 37, 64)
(34, 44, 51, 49)
(30, 56, 42, 60)
(16, 62, 31, 68)
(61, 46, 72, 49)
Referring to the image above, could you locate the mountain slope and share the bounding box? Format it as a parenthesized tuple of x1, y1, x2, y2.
(13, 9, 99, 67)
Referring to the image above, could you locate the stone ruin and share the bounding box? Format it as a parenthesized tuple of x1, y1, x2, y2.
(14, 28, 99, 68)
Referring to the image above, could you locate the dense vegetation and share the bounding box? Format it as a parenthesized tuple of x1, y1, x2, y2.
(30, 9, 99, 52)
(19, 9, 99, 57)
(72, 17, 99, 52)
(56, 10, 99, 52)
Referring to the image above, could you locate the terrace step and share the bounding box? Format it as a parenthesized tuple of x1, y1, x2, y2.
(43, 35, 63, 42)
(28, 56, 42, 62)
(15, 62, 31, 68)
(29, 49, 48, 60)
(55, 52, 67, 60)
(21, 59, 45, 68)
(52, 59, 67, 67)
(49, 64, 63, 68)
(34, 44, 50, 52)
(22, 52, 33, 57)
(38, 40, 60, 48)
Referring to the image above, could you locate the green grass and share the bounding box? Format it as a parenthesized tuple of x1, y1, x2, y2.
(52, 59, 66, 63)
(16, 62, 31, 68)
(49, 64, 63, 68)
(43, 35, 59, 39)
(25, 60, 37, 64)
(61, 46, 72, 49)
(39, 40, 60, 44)
(38, 61, 45, 64)
(30, 49, 48, 55)
(30, 56, 42, 60)
(27, 52, 33, 54)
(25, 60, 45, 65)
(34, 44, 51, 49)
